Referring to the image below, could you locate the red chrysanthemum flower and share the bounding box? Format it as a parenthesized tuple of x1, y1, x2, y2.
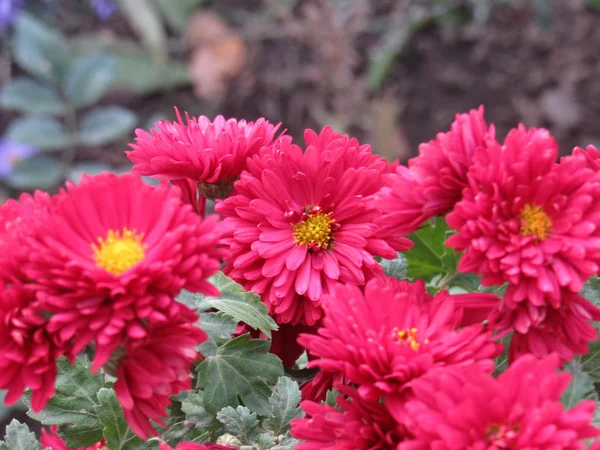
(446, 125, 600, 323)
(127, 110, 281, 200)
(217, 129, 413, 325)
(398, 354, 600, 449)
(40, 426, 106, 449)
(298, 278, 501, 419)
(300, 369, 343, 403)
(0, 282, 65, 412)
(572, 145, 600, 171)
(492, 289, 600, 362)
(113, 307, 207, 439)
(291, 386, 408, 449)
(23, 173, 224, 371)
(376, 106, 495, 228)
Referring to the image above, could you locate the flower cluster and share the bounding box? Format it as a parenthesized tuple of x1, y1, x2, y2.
(0, 172, 223, 438)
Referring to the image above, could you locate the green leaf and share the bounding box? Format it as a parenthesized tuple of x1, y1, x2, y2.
(14, 13, 70, 83)
(582, 276, 600, 308)
(273, 435, 302, 450)
(64, 54, 116, 107)
(404, 217, 458, 280)
(263, 377, 303, 435)
(79, 106, 138, 146)
(6, 117, 68, 150)
(0, 420, 42, 450)
(181, 391, 222, 431)
(117, 0, 168, 62)
(561, 361, 599, 410)
(216, 406, 258, 444)
(27, 357, 107, 448)
(578, 339, 600, 383)
(197, 334, 284, 415)
(589, 0, 600, 11)
(95, 388, 146, 450)
(182, 272, 278, 338)
(0, 78, 64, 115)
(198, 312, 237, 357)
(7, 155, 63, 190)
(68, 162, 113, 183)
(155, 0, 208, 31)
(380, 253, 407, 280)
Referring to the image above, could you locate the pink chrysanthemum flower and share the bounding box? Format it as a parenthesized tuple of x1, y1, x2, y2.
(114, 307, 207, 439)
(40, 426, 106, 449)
(159, 444, 235, 450)
(398, 354, 600, 449)
(23, 173, 224, 371)
(492, 290, 600, 362)
(376, 106, 495, 228)
(572, 145, 600, 171)
(217, 129, 413, 325)
(0, 282, 65, 412)
(127, 110, 281, 200)
(291, 386, 408, 449)
(298, 278, 501, 419)
(446, 126, 600, 316)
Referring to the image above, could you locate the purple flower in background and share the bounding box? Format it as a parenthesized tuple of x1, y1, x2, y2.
(90, 0, 116, 20)
(0, 0, 24, 32)
(0, 140, 37, 179)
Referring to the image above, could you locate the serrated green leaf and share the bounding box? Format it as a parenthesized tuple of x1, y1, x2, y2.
(27, 357, 106, 448)
(64, 54, 116, 107)
(0, 78, 65, 115)
(197, 334, 283, 415)
(79, 106, 138, 146)
(181, 391, 222, 431)
(582, 276, 600, 308)
(272, 435, 302, 450)
(216, 406, 258, 444)
(6, 117, 68, 150)
(561, 361, 599, 410)
(95, 388, 146, 450)
(493, 333, 512, 377)
(263, 377, 303, 435)
(183, 272, 278, 338)
(256, 433, 278, 449)
(162, 399, 211, 445)
(405, 217, 457, 280)
(7, 155, 63, 190)
(198, 312, 237, 357)
(0, 420, 41, 450)
(323, 389, 341, 409)
(14, 13, 70, 83)
(380, 253, 407, 280)
(578, 339, 600, 383)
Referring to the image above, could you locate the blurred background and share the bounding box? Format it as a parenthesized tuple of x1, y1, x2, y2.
(0, 0, 596, 435)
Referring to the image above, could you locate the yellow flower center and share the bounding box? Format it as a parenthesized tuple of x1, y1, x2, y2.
(293, 209, 335, 250)
(486, 424, 519, 448)
(519, 204, 552, 240)
(92, 229, 146, 275)
(394, 327, 426, 351)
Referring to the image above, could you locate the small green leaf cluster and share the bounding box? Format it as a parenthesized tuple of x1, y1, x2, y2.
(1, 13, 138, 190)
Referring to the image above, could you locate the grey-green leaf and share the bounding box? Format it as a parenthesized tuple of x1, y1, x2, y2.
(181, 391, 222, 431)
(0, 420, 42, 450)
(0, 78, 65, 115)
(263, 377, 303, 435)
(64, 54, 116, 107)
(582, 276, 600, 308)
(197, 334, 283, 415)
(68, 162, 113, 183)
(380, 253, 407, 280)
(216, 406, 259, 444)
(7, 155, 63, 190)
(95, 388, 146, 450)
(6, 117, 68, 150)
(26, 357, 107, 448)
(183, 272, 278, 338)
(14, 13, 70, 83)
(79, 106, 138, 146)
(561, 361, 599, 410)
(198, 312, 238, 357)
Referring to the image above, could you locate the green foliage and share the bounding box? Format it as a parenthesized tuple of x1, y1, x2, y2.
(13, 13, 70, 83)
(64, 54, 117, 108)
(197, 312, 238, 357)
(197, 334, 284, 415)
(117, 0, 168, 62)
(78, 106, 138, 146)
(0, 78, 64, 115)
(380, 252, 408, 280)
(155, 0, 208, 31)
(7, 155, 63, 190)
(561, 361, 599, 410)
(589, 0, 600, 11)
(6, 117, 68, 150)
(216, 406, 259, 444)
(182, 391, 223, 431)
(95, 388, 147, 450)
(27, 357, 108, 448)
(262, 377, 303, 435)
(0, 420, 42, 450)
(404, 217, 459, 281)
(181, 272, 278, 339)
